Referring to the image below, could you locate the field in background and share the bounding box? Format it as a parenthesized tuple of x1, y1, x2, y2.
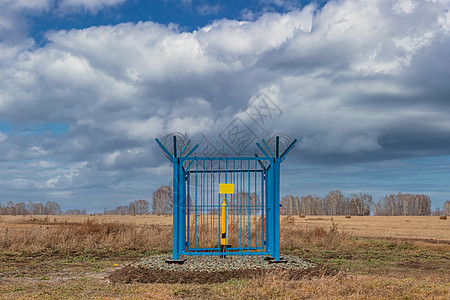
(0, 215, 448, 299)
(2, 214, 448, 242)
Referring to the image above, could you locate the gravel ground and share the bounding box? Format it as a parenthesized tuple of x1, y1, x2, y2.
(134, 254, 315, 272)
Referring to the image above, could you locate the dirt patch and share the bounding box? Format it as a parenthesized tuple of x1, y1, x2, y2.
(396, 260, 449, 271)
(107, 265, 335, 284)
(356, 236, 450, 245)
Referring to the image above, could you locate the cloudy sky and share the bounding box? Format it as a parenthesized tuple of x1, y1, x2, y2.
(0, 0, 449, 212)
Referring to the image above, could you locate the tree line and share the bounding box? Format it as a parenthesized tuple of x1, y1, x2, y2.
(1, 187, 446, 216)
(281, 191, 373, 216)
(104, 199, 150, 215)
(281, 191, 433, 216)
(373, 193, 431, 216)
(0, 201, 85, 215)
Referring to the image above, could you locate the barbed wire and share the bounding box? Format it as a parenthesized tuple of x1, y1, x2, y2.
(160, 132, 294, 158)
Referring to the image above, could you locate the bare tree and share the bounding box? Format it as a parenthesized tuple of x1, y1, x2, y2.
(374, 193, 431, 216)
(64, 209, 87, 215)
(44, 201, 61, 215)
(106, 206, 128, 215)
(445, 201, 450, 216)
(15, 202, 27, 215)
(129, 200, 149, 215)
(152, 185, 173, 215)
(232, 192, 261, 215)
(350, 193, 373, 216)
(281, 195, 300, 215)
(6, 201, 15, 215)
(300, 195, 325, 215)
(324, 190, 346, 215)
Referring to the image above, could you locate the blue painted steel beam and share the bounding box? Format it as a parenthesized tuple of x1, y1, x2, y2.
(183, 144, 199, 158)
(181, 251, 270, 256)
(280, 138, 298, 160)
(256, 142, 272, 159)
(180, 140, 191, 156)
(266, 165, 273, 255)
(262, 139, 275, 157)
(273, 157, 281, 261)
(276, 136, 279, 157)
(155, 138, 173, 159)
(185, 159, 196, 172)
(172, 156, 179, 260)
(180, 166, 186, 255)
(186, 246, 265, 251)
(173, 136, 177, 157)
(180, 156, 270, 161)
(189, 169, 263, 173)
(254, 153, 268, 169)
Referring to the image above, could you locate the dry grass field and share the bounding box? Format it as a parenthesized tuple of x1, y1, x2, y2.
(0, 214, 449, 299)
(3, 214, 448, 242)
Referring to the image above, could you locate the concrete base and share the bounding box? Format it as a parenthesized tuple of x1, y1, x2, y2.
(265, 256, 288, 263)
(268, 259, 288, 264)
(165, 259, 186, 265)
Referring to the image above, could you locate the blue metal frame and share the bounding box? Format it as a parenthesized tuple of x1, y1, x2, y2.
(155, 136, 297, 261)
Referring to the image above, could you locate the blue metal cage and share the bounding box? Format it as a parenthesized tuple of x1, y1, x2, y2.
(156, 135, 297, 261)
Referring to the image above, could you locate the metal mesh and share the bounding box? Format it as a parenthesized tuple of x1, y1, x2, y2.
(185, 159, 265, 253)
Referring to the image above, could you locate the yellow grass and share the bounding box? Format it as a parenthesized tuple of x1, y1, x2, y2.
(0, 214, 173, 227)
(0, 215, 448, 299)
(2, 214, 448, 241)
(287, 215, 450, 242)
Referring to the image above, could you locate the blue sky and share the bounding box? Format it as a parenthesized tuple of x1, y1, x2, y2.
(0, 0, 449, 212)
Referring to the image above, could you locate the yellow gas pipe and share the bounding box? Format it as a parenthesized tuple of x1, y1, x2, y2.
(220, 198, 227, 256)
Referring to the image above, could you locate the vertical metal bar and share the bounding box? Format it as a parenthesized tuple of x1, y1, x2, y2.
(240, 160, 243, 249)
(172, 156, 179, 260)
(210, 160, 213, 248)
(267, 164, 273, 255)
(247, 160, 250, 248)
(173, 136, 177, 158)
(194, 160, 198, 249)
(205, 166, 209, 248)
(254, 160, 257, 249)
(206, 161, 209, 248)
(201, 161, 204, 249)
(224, 159, 227, 252)
(261, 165, 265, 249)
(187, 169, 190, 249)
(179, 165, 186, 254)
(274, 134, 280, 257)
(211, 160, 214, 248)
(276, 136, 279, 158)
(231, 159, 235, 248)
(217, 160, 221, 249)
(273, 157, 281, 261)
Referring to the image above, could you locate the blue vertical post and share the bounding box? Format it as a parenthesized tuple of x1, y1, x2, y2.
(266, 165, 273, 255)
(186, 170, 190, 250)
(273, 136, 281, 261)
(172, 136, 180, 260)
(172, 161, 179, 259)
(179, 164, 186, 254)
(273, 157, 281, 261)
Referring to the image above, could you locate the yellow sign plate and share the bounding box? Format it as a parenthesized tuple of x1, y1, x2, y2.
(219, 183, 234, 194)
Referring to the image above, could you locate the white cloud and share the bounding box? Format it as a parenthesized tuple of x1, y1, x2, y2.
(0, 0, 449, 208)
(300, 133, 381, 154)
(4, 0, 51, 11)
(393, 0, 417, 14)
(0, 132, 7, 142)
(57, 0, 127, 14)
(112, 117, 165, 141)
(197, 4, 221, 16)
